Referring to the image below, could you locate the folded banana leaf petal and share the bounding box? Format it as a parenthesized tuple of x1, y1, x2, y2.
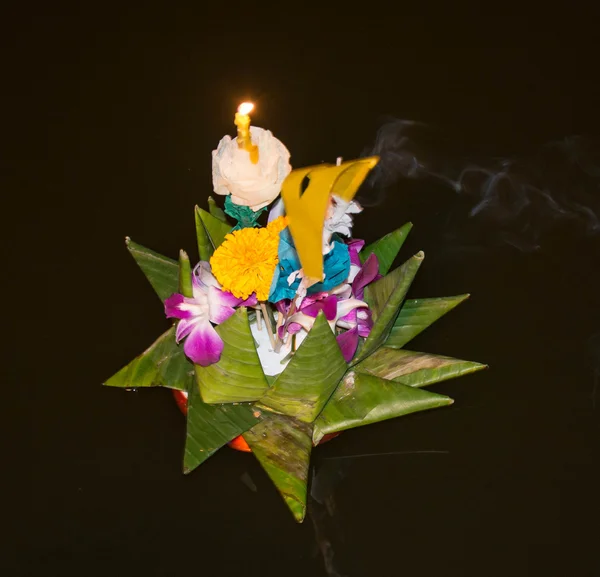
(195, 205, 232, 261)
(104, 327, 189, 391)
(243, 413, 313, 522)
(354, 347, 487, 387)
(386, 295, 470, 349)
(208, 196, 228, 222)
(353, 252, 424, 364)
(184, 378, 261, 474)
(257, 312, 348, 423)
(125, 238, 179, 303)
(313, 371, 453, 444)
(195, 308, 270, 403)
(360, 222, 413, 275)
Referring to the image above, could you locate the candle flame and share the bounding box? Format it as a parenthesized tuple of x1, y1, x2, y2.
(238, 102, 254, 115)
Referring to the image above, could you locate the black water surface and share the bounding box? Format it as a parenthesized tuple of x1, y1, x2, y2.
(5, 4, 600, 576)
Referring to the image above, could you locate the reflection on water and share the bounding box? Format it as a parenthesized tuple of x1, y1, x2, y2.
(308, 459, 353, 577)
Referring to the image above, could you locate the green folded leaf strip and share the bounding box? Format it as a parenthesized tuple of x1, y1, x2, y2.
(360, 222, 413, 275)
(126, 238, 179, 303)
(178, 250, 193, 297)
(354, 251, 424, 364)
(208, 196, 228, 222)
(184, 380, 261, 474)
(354, 347, 487, 387)
(313, 371, 453, 444)
(243, 413, 313, 522)
(103, 327, 189, 391)
(195, 205, 232, 257)
(256, 312, 348, 423)
(386, 295, 470, 349)
(195, 308, 270, 403)
(195, 205, 214, 261)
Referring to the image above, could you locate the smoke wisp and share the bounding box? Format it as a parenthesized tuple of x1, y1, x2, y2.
(360, 119, 600, 251)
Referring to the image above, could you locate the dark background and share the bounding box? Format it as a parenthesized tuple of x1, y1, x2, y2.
(5, 3, 600, 576)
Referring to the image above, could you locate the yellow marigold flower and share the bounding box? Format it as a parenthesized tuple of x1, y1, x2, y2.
(210, 216, 289, 301)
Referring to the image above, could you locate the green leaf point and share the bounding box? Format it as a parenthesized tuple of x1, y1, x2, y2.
(178, 250, 193, 298)
(125, 238, 179, 303)
(208, 196, 228, 222)
(195, 308, 269, 403)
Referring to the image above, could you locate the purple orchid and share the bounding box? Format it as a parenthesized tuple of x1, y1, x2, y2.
(337, 252, 380, 335)
(274, 241, 381, 363)
(279, 292, 369, 362)
(165, 262, 256, 366)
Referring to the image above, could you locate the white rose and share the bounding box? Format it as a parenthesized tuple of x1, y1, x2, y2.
(212, 126, 292, 211)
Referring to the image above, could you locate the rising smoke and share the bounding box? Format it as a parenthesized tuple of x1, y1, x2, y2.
(359, 119, 600, 251)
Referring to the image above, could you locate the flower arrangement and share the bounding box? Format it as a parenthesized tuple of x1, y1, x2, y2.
(105, 103, 486, 522)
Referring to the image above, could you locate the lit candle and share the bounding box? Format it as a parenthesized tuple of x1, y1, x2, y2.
(234, 102, 259, 164)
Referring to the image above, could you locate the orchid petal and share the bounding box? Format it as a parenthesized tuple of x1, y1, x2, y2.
(348, 265, 361, 284)
(193, 261, 221, 291)
(322, 295, 338, 320)
(209, 285, 242, 308)
(347, 239, 365, 266)
(358, 322, 372, 338)
(207, 285, 238, 324)
(338, 309, 357, 326)
(335, 298, 369, 322)
(286, 312, 316, 333)
(299, 295, 337, 320)
(241, 294, 258, 307)
(330, 283, 352, 299)
(286, 321, 303, 335)
(183, 321, 224, 366)
(175, 316, 201, 342)
(352, 253, 380, 300)
(336, 326, 360, 362)
(275, 299, 291, 315)
(165, 293, 202, 320)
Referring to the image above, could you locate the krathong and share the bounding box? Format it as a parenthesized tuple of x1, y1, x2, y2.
(105, 103, 487, 522)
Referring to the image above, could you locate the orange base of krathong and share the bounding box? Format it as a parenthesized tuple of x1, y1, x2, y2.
(172, 389, 339, 452)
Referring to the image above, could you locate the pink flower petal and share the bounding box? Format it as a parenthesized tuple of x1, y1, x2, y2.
(286, 312, 316, 332)
(207, 286, 239, 324)
(353, 253, 380, 300)
(301, 295, 337, 320)
(165, 293, 196, 320)
(347, 239, 365, 267)
(336, 327, 359, 362)
(184, 321, 224, 366)
(241, 294, 258, 307)
(175, 316, 202, 342)
(335, 298, 369, 321)
(286, 321, 303, 335)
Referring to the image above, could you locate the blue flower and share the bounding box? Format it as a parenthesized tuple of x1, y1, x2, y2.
(268, 230, 350, 302)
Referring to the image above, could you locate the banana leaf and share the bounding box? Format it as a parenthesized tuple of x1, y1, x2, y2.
(195, 205, 232, 261)
(243, 413, 313, 522)
(386, 295, 470, 349)
(184, 378, 261, 474)
(104, 327, 189, 391)
(257, 312, 348, 423)
(126, 238, 178, 303)
(195, 308, 270, 403)
(353, 252, 424, 364)
(360, 222, 413, 275)
(313, 371, 453, 444)
(178, 250, 193, 297)
(354, 347, 487, 387)
(208, 196, 228, 222)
